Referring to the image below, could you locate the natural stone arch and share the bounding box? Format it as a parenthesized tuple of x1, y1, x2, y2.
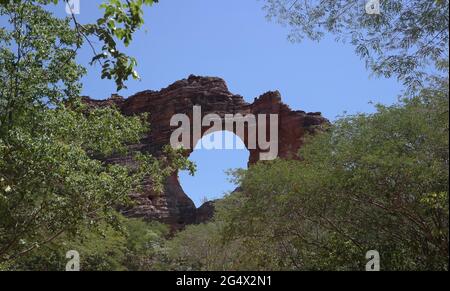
(83, 75, 328, 228)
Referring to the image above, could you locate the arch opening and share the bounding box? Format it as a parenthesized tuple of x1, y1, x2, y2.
(179, 131, 249, 207)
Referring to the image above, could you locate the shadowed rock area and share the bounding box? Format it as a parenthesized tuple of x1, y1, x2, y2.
(83, 75, 329, 229)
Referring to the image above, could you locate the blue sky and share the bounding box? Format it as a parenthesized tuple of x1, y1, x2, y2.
(53, 0, 404, 207)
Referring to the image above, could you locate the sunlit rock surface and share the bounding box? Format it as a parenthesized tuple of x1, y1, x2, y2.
(83, 75, 329, 229)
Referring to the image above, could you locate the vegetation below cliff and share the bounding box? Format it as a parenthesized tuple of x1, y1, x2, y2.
(4, 74, 448, 271)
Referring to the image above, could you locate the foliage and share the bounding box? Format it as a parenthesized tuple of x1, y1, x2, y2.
(0, 103, 162, 262)
(0, 0, 193, 264)
(7, 215, 169, 271)
(164, 221, 253, 271)
(224, 75, 448, 270)
(0, 0, 85, 133)
(263, 0, 449, 90)
(121, 218, 169, 271)
(0, 0, 159, 91)
(165, 75, 449, 271)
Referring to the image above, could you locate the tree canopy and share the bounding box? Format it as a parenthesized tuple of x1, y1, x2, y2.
(0, 0, 193, 265)
(163, 73, 449, 271)
(263, 0, 449, 90)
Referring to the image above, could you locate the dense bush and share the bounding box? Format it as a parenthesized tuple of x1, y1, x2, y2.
(165, 76, 449, 271)
(6, 215, 169, 271)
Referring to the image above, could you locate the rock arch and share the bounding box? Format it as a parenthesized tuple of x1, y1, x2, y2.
(83, 75, 328, 228)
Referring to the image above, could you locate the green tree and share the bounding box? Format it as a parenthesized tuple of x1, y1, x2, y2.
(6, 214, 170, 271)
(0, 0, 159, 91)
(216, 74, 448, 270)
(122, 218, 169, 271)
(164, 221, 252, 271)
(263, 0, 449, 89)
(0, 0, 193, 265)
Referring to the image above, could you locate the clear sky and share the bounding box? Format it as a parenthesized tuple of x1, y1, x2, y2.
(52, 0, 404, 207)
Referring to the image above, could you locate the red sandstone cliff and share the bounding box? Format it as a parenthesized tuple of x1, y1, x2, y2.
(83, 75, 329, 228)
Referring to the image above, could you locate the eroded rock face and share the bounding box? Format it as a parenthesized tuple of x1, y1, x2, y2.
(83, 75, 328, 228)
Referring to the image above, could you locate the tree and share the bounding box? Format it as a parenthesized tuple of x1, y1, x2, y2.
(122, 218, 169, 271)
(214, 73, 449, 270)
(0, 0, 159, 91)
(263, 0, 449, 90)
(0, 0, 193, 264)
(164, 221, 251, 271)
(6, 214, 170, 271)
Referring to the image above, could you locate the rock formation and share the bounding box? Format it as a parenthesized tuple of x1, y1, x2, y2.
(83, 75, 329, 229)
